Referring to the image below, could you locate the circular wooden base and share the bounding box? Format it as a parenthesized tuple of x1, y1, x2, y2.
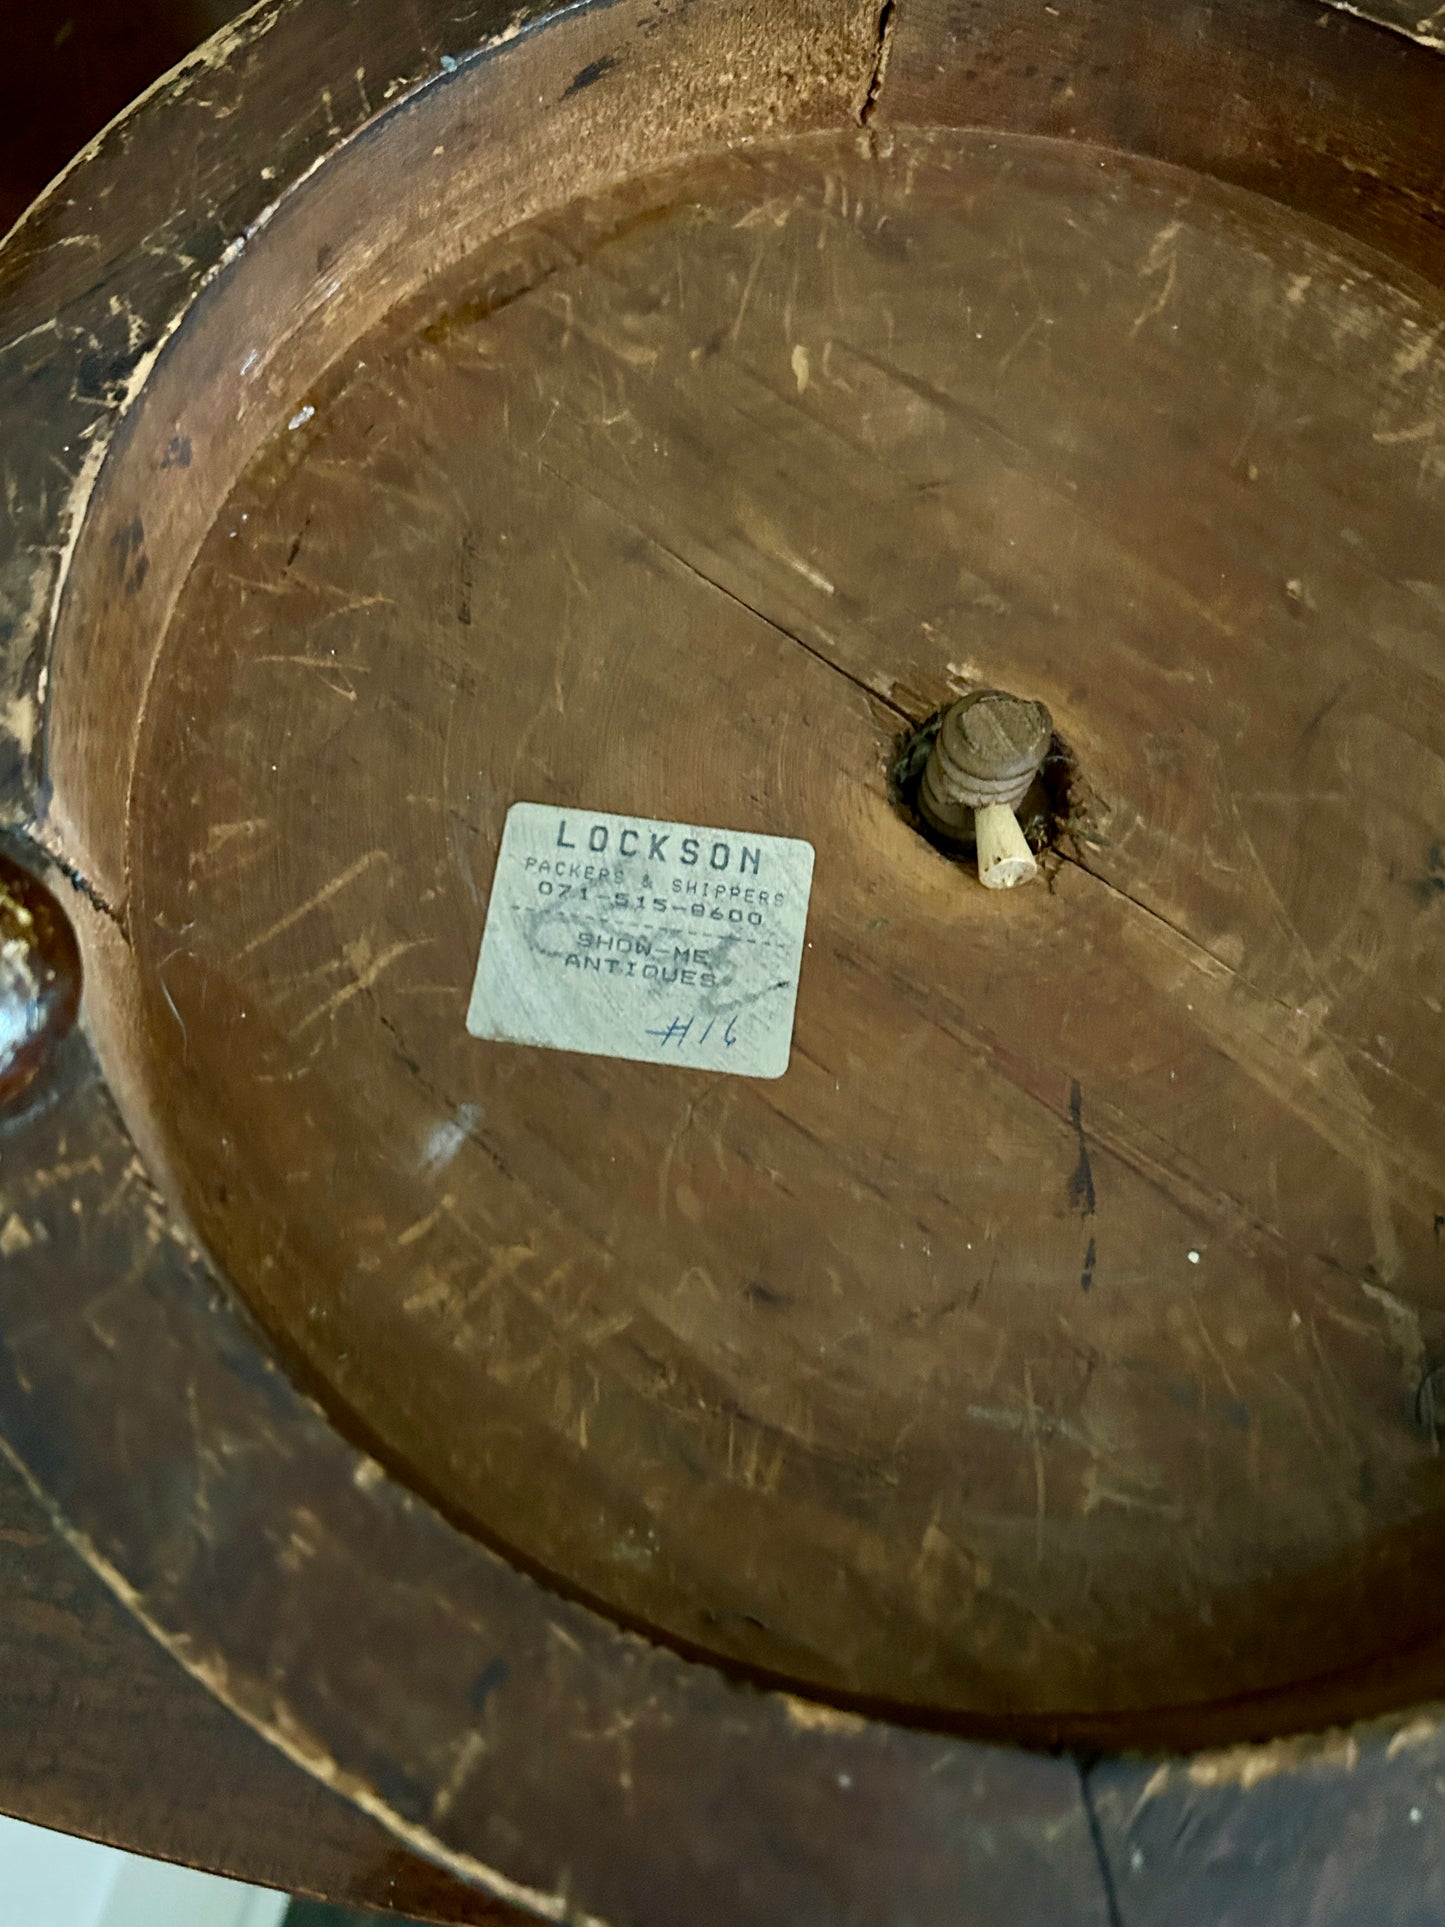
(95, 127, 1445, 1732)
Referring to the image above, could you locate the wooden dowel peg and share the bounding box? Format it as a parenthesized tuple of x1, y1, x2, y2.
(918, 688, 1053, 890)
(974, 801, 1039, 890)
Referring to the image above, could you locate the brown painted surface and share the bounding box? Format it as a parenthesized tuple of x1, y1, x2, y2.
(1, 0, 1444, 1920)
(1, 14, 473, 1908)
(0, 1, 241, 234)
(0, 1446, 518, 1925)
(0, 1035, 1114, 1926)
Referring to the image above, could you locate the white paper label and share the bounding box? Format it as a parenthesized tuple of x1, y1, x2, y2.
(467, 804, 815, 1079)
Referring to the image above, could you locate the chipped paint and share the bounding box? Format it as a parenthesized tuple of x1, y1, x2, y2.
(0, 0, 288, 257)
(0, 692, 36, 757)
(0, 1214, 34, 1257)
(0, 1433, 614, 1926)
(1318, 0, 1445, 51)
(782, 1695, 867, 1736)
(1187, 1730, 1361, 1789)
(1386, 1716, 1442, 1759)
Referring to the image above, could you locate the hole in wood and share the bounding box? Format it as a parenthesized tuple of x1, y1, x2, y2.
(890, 700, 1086, 878)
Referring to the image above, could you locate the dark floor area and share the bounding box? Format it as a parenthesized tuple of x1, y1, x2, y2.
(0, 0, 240, 232)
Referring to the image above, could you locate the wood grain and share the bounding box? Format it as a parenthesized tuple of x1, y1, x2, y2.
(1, 0, 1444, 1920)
(109, 129, 1445, 1735)
(0, 1449, 518, 1925)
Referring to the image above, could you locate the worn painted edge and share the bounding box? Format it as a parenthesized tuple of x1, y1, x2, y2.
(0, 0, 565, 816)
(1318, 0, 1445, 52)
(0, 1435, 611, 1927)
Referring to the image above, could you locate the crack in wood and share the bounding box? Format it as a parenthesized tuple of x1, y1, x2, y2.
(533, 453, 915, 726)
(858, 0, 898, 125)
(1059, 846, 1445, 1129)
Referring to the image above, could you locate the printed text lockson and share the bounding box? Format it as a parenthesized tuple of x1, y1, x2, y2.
(555, 820, 763, 874)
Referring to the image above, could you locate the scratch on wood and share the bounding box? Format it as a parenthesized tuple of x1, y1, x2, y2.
(1068, 1080, 1097, 1217)
(293, 938, 425, 1034)
(239, 850, 385, 959)
(1022, 1363, 1047, 1564)
(432, 1728, 488, 1822)
(1130, 220, 1181, 337)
